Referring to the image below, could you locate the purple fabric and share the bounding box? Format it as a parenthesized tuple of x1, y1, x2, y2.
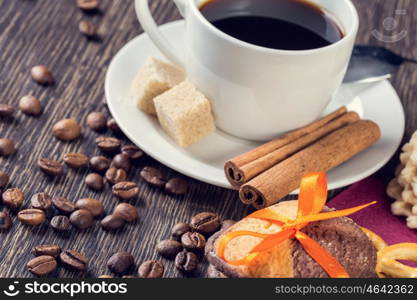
(328, 177, 417, 245)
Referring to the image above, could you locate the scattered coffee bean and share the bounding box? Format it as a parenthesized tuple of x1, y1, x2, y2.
(89, 156, 111, 173)
(79, 20, 97, 37)
(18, 209, 46, 226)
(63, 152, 89, 168)
(2, 188, 24, 210)
(0, 104, 15, 118)
(165, 178, 188, 195)
(100, 214, 125, 231)
(156, 240, 183, 258)
(105, 167, 127, 185)
(107, 118, 122, 134)
(138, 260, 164, 278)
(113, 203, 138, 222)
(38, 158, 64, 176)
(121, 144, 144, 160)
(31, 192, 52, 211)
(112, 153, 131, 172)
(53, 119, 81, 141)
(50, 215, 71, 232)
(96, 137, 121, 153)
(86, 112, 106, 131)
(70, 209, 94, 229)
(60, 250, 88, 271)
(85, 173, 104, 191)
(190, 212, 221, 236)
(31, 65, 54, 85)
(112, 181, 139, 200)
(221, 219, 236, 230)
(107, 252, 134, 274)
(175, 251, 198, 273)
(181, 231, 206, 252)
(140, 167, 166, 188)
(76, 0, 99, 11)
(0, 211, 12, 230)
(75, 198, 104, 217)
(171, 222, 191, 240)
(0, 138, 15, 156)
(0, 170, 9, 188)
(52, 197, 76, 214)
(27, 255, 57, 276)
(32, 245, 61, 258)
(19, 95, 42, 116)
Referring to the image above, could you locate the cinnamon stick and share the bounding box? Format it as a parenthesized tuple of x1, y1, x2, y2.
(225, 106, 348, 188)
(239, 120, 381, 209)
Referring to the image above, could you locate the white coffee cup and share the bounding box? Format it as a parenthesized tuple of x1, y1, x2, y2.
(135, 0, 359, 141)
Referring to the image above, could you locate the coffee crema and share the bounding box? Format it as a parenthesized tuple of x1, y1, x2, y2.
(199, 0, 344, 51)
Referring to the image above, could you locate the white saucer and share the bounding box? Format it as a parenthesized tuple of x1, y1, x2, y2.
(105, 20, 405, 192)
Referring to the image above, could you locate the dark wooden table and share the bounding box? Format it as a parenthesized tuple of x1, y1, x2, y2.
(0, 0, 416, 278)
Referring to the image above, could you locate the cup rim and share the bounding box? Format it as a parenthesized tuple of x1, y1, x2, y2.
(189, 0, 359, 55)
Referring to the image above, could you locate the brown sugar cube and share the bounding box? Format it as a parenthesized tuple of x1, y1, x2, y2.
(153, 80, 215, 147)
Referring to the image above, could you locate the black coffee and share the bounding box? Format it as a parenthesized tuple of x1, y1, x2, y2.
(199, 0, 344, 50)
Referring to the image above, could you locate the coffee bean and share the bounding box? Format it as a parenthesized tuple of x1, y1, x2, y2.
(60, 250, 88, 271)
(100, 214, 125, 231)
(86, 112, 106, 131)
(156, 240, 183, 258)
(112, 153, 131, 172)
(50, 215, 71, 232)
(121, 145, 144, 160)
(79, 20, 97, 37)
(0, 211, 12, 230)
(0, 138, 15, 156)
(98, 275, 113, 278)
(96, 137, 121, 153)
(2, 188, 24, 210)
(75, 198, 104, 217)
(53, 119, 81, 141)
(18, 209, 46, 226)
(31, 65, 54, 85)
(190, 212, 221, 236)
(31, 192, 52, 211)
(0, 170, 9, 188)
(69, 209, 94, 229)
(85, 173, 104, 191)
(107, 118, 122, 134)
(63, 152, 89, 168)
(171, 222, 191, 240)
(113, 203, 138, 222)
(52, 197, 76, 214)
(27, 255, 57, 276)
(105, 167, 127, 185)
(221, 219, 236, 230)
(76, 0, 98, 11)
(175, 251, 198, 272)
(19, 95, 42, 116)
(107, 252, 134, 274)
(138, 260, 164, 278)
(32, 245, 61, 258)
(38, 158, 64, 176)
(0, 104, 15, 118)
(89, 156, 111, 173)
(165, 178, 188, 195)
(181, 232, 206, 252)
(112, 181, 139, 200)
(140, 167, 166, 188)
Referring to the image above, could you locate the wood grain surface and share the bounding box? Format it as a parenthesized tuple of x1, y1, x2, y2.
(0, 0, 416, 278)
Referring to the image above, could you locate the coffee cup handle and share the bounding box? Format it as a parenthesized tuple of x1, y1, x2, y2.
(135, 0, 185, 67)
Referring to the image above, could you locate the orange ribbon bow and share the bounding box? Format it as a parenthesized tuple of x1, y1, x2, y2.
(217, 172, 376, 278)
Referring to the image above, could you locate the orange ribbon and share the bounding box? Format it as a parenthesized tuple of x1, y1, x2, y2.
(217, 172, 376, 278)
